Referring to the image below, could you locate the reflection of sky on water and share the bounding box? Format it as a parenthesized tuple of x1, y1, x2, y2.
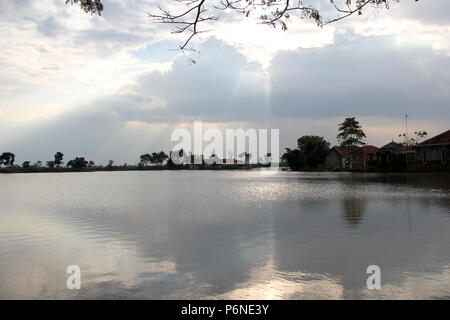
(0, 171, 449, 299)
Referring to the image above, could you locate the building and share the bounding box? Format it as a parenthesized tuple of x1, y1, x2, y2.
(376, 141, 409, 171)
(324, 145, 379, 171)
(413, 129, 450, 171)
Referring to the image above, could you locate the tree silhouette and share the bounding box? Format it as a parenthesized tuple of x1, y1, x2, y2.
(337, 117, 366, 148)
(0, 152, 15, 166)
(67, 157, 88, 169)
(66, 1, 411, 51)
(54, 152, 64, 167)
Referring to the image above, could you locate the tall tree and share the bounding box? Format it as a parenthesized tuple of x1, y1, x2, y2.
(337, 117, 366, 147)
(54, 152, 64, 167)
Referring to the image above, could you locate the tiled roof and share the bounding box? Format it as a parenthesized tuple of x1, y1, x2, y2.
(419, 129, 450, 145)
(333, 145, 379, 156)
(379, 141, 407, 151)
(360, 145, 379, 154)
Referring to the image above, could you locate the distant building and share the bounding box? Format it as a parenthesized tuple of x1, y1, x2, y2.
(413, 129, 450, 171)
(223, 158, 237, 165)
(376, 141, 409, 171)
(324, 145, 379, 170)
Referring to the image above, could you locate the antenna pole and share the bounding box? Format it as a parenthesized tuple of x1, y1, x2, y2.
(405, 113, 408, 144)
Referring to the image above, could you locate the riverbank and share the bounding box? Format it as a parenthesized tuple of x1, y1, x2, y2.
(0, 163, 272, 174)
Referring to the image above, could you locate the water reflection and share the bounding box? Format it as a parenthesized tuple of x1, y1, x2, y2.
(0, 171, 449, 299)
(341, 198, 367, 227)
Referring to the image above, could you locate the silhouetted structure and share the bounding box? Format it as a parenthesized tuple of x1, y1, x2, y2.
(376, 141, 408, 171)
(324, 145, 378, 171)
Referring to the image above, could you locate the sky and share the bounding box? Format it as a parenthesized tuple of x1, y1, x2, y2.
(0, 0, 449, 164)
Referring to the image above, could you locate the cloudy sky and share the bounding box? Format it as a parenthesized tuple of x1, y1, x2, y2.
(0, 0, 449, 164)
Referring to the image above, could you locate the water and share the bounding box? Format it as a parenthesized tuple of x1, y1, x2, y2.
(0, 170, 449, 299)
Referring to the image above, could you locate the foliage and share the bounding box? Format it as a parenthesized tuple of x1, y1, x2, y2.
(67, 157, 88, 169)
(398, 130, 428, 146)
(337, 117, 366, 147)
(0, 152, 15, 166)
(140, 153, 152, 166)
(54, 152, 64, 167)
(281, 148, 304, 171)
(297, 135, 330, 169)
(282, 135, 330, 170)
(66, 1, 404, 52)
(33, 161, 43, 168)
(22, 161, 31, 169)
(46, 161, 55, 168)
(65, 0, 103, 15)
(150, 151, 169, 164)
(140, 151, 169, 165)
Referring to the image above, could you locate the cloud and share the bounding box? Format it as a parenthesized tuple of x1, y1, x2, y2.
(269, 35, 450, 119)
(69, 35, 450, 123)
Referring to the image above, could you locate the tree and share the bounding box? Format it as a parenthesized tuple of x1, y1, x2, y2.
(107, 160, 114, 168)
(67, 157, 88, 169)
(22, 161, 31, 169)
(282, 135, 330, 170)
(0, 152, 15, 166)
(140, 153, 152, 166)
(398, 130, 428, 146)
(54, 152, 64, 167)
(150, 151, 169, 165)
(297, 135, 330, 169)
(281, 148, 304, 171)
(46, 161, 55, 168)
(68, 1, 407, 51)
(33, 161, 43, 168)
(65, 0, 103, 15)
(337, 117, 366, 147)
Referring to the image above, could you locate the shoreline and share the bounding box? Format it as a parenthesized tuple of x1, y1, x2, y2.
(1, 165, 449, 174)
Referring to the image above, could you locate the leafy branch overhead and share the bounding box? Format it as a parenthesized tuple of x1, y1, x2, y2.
(67, 1, 417, 51)
(148, 0, 406, 50)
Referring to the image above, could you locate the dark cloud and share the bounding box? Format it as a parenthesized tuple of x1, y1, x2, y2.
(269, 35, 450, 119)
(393, 0, 450, 26)
(86, 35, 450, 122)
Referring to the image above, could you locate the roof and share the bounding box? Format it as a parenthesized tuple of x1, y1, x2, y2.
(378, 141, 407, 151)
(359, 145, 379, 154)
(419, 129, 450, 146)
(333, 145, 379, 156)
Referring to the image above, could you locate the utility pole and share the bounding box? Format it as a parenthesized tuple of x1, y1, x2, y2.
(405, 113, 408, 144)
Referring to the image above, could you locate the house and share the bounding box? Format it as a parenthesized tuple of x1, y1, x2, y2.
(413, 129, 450, 171)
(324, 145, 379, 171)
(376, 141, 409, 171)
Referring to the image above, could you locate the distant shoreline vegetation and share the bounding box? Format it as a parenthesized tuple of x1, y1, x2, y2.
(0, 150, 273, 174)
(2, 117, 447, 174)
(0, 162, 272, 174)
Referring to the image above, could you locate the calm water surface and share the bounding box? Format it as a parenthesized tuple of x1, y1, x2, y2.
(0, 170, 449, 299)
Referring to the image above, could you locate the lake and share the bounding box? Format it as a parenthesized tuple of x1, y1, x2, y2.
(0, 170, 449, 299)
